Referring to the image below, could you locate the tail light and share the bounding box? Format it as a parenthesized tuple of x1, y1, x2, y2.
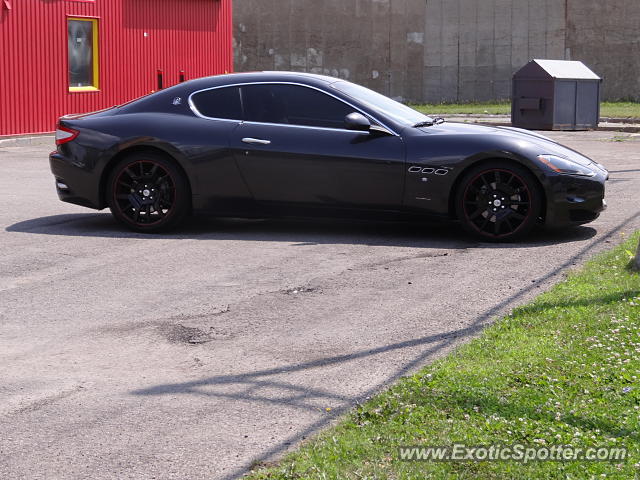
(55, 125, 79, 145)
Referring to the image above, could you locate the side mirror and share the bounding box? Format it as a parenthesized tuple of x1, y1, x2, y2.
(344, 112, 371, 132)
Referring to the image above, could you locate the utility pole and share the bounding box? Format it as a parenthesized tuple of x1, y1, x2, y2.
(633, 237, 640, 271)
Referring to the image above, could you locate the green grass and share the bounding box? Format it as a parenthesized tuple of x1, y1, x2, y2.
(249, 232, 640, 479)
(600, 102, 640, 119)
(410, 101, 640, 119)
(411, 102, 512, 115)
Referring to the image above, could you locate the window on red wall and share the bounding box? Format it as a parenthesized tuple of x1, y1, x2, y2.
(67, 17, 99, 91)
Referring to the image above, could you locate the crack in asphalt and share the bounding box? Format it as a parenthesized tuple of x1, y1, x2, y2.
(8, 386, 85, 416)
(355, 250, 459, 270)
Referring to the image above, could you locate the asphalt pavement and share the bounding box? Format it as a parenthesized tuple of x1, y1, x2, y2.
(1, 130, 639, 479)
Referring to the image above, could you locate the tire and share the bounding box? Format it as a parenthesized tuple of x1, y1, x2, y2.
(107, 152, 191, 233)
(454, 161, 542, 242)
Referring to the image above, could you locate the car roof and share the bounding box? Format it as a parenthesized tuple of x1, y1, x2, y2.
(177, 71, 342, 92)
(117, 71, 349, 115)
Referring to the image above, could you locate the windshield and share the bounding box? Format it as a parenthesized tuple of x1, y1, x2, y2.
(331, 81, 432, 127)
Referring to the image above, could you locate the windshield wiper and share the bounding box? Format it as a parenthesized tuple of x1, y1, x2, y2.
(412, 117, 445, 128)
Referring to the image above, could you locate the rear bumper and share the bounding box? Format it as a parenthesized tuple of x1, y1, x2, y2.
(543, 171, 607, 228)
(49, 151, 102, 209)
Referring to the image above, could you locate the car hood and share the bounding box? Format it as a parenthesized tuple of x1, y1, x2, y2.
(416, 122, 596, 167)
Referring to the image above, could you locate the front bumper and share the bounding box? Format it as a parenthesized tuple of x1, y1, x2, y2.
(49, 151, 103, 209)
(543, 170, 607, 227)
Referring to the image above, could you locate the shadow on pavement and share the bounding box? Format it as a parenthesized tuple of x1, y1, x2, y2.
(6, 212, 597, 249)
(132, 326, 484, 411)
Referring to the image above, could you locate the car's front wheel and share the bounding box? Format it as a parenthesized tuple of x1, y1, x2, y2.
(107, 152, 190, 232)
(455, 161, 542, 241)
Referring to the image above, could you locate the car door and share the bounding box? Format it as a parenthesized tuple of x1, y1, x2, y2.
(187, 85, 255, 213)
(230, 83, 405, 211)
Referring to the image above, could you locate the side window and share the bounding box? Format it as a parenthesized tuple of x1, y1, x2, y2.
(242, 84, 354, 129)
(190, 87, 242, 120)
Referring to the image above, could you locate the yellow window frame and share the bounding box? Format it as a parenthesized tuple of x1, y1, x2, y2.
(68, 17, 99, 92)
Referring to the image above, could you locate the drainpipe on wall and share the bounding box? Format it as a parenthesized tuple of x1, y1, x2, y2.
(564, 0, 570, 60)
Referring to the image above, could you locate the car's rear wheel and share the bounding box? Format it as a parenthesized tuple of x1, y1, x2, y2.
(107, 152, 190, 232)
(455, 161, 542, 241)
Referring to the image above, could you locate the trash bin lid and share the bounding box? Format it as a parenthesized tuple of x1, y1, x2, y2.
(531, 59, 601, 80)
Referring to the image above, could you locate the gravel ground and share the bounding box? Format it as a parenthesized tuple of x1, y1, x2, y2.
(1, 130, 639, 479)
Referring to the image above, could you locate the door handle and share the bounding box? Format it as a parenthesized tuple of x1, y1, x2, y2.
(242, 137, 271, 145)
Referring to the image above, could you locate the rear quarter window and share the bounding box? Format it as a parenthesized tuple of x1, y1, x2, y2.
(190, 87, 243, 120)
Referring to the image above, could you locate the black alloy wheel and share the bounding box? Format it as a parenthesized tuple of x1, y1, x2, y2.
(107, 153, 190, 232)
(455, 161, 542, 241)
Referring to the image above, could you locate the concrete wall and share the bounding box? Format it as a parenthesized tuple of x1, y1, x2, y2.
(233, 0, 640, 102)
(566, 0, 640, 101)
(423, 0, 566, 102)
(233, 0, 426, 102)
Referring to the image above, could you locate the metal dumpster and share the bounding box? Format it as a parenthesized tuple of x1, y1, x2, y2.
(512, 59, 601, 131)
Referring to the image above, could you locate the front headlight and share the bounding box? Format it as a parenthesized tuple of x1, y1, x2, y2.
(536, 154, 596, 177)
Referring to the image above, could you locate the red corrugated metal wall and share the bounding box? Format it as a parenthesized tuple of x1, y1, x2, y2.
(0, 0, 233, 136)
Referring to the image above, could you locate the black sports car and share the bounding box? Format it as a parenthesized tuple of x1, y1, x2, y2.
(50, 72, 608, 241)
